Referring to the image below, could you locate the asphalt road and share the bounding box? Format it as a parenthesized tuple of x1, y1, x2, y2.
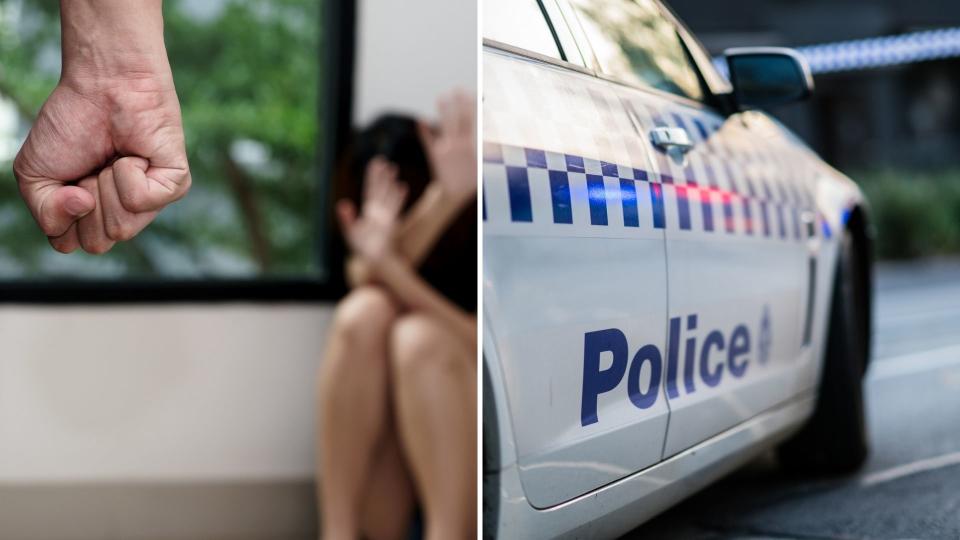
(624, 257, 960, 540)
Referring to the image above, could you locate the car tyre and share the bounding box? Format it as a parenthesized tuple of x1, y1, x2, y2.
(777, 228, 869, 474)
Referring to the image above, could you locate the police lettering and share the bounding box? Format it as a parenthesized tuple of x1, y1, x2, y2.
(580, 312, 762, 427)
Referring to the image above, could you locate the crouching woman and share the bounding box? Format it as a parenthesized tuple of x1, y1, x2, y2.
(317, 92, 477, 540)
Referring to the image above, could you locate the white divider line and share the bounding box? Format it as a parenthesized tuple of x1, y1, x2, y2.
(868, 343, 960, 380)
(861, 451, 960, 486)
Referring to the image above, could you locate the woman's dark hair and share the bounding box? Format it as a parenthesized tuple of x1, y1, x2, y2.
(340, 114, 433, 210)
(330, 113, 476, 311)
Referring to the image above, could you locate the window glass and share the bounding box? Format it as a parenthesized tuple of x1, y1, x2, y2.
(570, 0, 704, 100)
(0, 0, 322, 279)
(484, 0, 562, 60)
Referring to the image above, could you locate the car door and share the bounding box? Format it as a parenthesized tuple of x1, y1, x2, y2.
(567, 0, 813, 457)
(483, 0, 671, 509)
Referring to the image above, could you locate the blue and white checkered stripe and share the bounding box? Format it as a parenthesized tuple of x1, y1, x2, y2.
(483, 139, 815, 242)
(484, 143, 667, 239)
(482, 50, 818, 240)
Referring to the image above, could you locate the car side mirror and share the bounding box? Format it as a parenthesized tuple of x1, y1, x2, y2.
(724, 47, 814, 109)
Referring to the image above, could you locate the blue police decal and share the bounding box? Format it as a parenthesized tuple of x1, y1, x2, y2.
(581, 307, 771, 426)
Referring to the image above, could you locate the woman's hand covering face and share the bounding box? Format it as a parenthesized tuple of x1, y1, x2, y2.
(337, 157, 409, 262)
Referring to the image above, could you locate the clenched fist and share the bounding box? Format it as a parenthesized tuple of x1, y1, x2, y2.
(12, 0, 190, 254)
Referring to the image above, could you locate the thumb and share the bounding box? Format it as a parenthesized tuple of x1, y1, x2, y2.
(336, 199, 357, 233)
(38, 185, 96, 237)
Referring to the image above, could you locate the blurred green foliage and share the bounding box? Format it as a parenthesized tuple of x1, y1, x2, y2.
(0, 0, 321, 278)
(854, 169, 960, 260)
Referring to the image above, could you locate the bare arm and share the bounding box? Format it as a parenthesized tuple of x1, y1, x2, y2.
(60, 0, 168, 80)
(14, 0, 189, 254)
(345, 182, 466, 287)
(338, 156, 476, 349)
(372, 254, 476, 348)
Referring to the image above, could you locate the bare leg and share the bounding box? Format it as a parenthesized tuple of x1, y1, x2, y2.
(359, 416, 416, 540)
(390, 314, 477, 540)
(317, 286, 399, 540)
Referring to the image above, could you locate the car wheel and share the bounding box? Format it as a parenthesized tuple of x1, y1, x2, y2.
(778, 228, 869, 474)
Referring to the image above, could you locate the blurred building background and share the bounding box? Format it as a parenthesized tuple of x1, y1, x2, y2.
(670, 0, 960, 169)
(670, 0, 960, 259)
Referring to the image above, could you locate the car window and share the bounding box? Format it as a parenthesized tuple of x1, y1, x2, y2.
(484, 0, 563, 60)
(570, 0, 704, 101)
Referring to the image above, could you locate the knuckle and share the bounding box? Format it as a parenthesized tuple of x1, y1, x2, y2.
(171, 172, 192, 203)
(105, 218, 136, 242)
(119, 188, 148, 212)
(11, 151, 27, 180)
(78, 177, 97, 191)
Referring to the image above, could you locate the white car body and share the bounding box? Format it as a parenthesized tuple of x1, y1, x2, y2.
(481, 1, 869, 538)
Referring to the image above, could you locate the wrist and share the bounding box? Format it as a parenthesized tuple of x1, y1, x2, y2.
(59, 0, 171, 94)
(427, 181, 473, 212)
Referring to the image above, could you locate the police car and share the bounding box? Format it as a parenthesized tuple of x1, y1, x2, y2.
(481, 0, 873, 538)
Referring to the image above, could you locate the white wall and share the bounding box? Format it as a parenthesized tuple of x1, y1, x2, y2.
(353, 0, 477, 126)
(0, 305, 331, 482)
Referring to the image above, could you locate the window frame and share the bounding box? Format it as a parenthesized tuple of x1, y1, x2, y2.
(657, 0, 735, 105)
(560, 0, 718, 111)
(0, 0, 355, 305)
(482, 0, 595, 77)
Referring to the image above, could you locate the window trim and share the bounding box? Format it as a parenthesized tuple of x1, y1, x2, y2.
(558, 0, 715, 111)
(482, 0, 590, 74)
(538, 0, 588, 68)
(483, 38, 596, 77)
(0, 279, 342, 304)
(0, 0, 356, 304)
(656, 0, 735, 104)
(536, 0, 568, 62)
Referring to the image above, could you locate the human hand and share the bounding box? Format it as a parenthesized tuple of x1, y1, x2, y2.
(11, 1, 190, 254)
(337, 157, 408, 263)
(418, 90, 477, 205)
(13, 75, 189, 254)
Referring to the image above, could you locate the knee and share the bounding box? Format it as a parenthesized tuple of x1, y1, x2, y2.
(330, 286, 399, 345)
(390, 314, 461, 376)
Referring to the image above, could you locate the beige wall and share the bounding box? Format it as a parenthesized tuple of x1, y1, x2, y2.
(0, 304, 332, 483)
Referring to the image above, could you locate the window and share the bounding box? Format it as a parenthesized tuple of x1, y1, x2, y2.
(484, 0, 562, 60)
(570, 0, 704, 100)
(0, 0, 325, 282)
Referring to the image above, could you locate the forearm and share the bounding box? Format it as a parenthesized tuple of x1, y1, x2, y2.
(346, 184, 469, 288)
(373, 254, 476, 349)
(345, 255, 371, 289)
(60, 0, 170, 88)
(397, 183, 470, 267)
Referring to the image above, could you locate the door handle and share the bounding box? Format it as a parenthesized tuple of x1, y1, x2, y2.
(650, 127, 694, 154)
